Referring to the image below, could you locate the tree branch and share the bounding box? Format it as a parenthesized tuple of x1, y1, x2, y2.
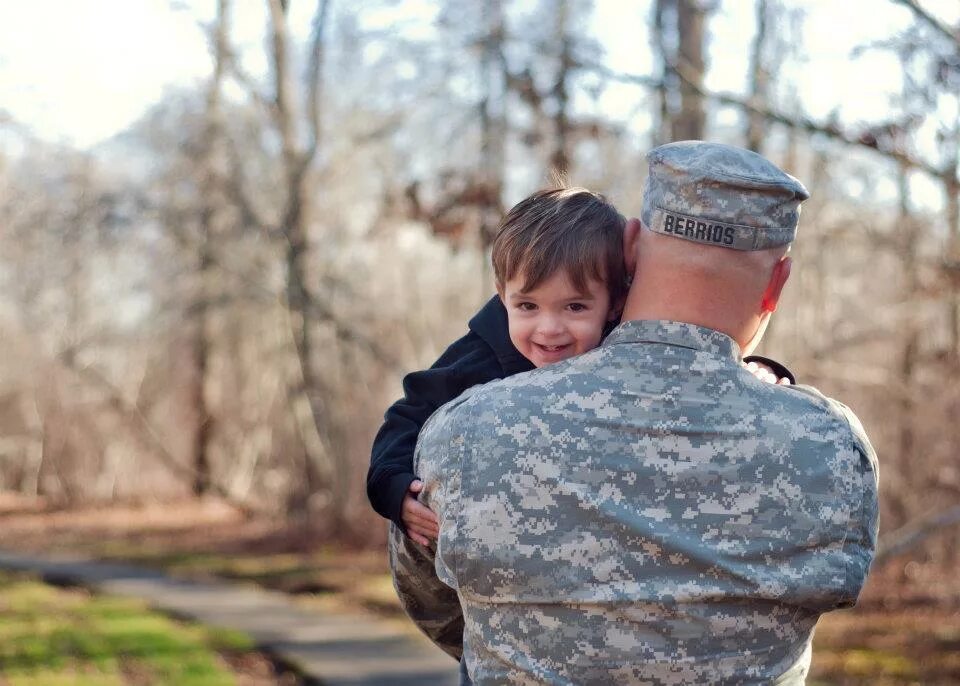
(56, 348, 258, 516)
(197, 17, 275, 114)
(875, 505, 960, 564)
(176, 252, 398, 367)
(307, 298, 398, 367)
(575, 58, 947, 179)
(305, 0, 332, 168)
(221, 136, 279, 237)
(267, 0, 300, 177)
(890, 0, 960, 48)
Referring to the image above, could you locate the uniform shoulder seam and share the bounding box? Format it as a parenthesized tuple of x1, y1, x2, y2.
(779, 384, 876, 464)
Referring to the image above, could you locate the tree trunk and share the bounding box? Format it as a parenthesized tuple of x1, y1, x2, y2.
(267, 0, 342, 523)
(672, 0, 707, 141)
(190, 235, 214, 496)
(283, 198, 329, 502)
(943, 119, 960, 565)
(746, 0, 770, 153)
(550, 0, 573, 176)
(478, 0, 506, 292)
(651, 0, 673, 147)
(897, 161, 919, 530)
(945, 163, 960, 364)
(190, 0, 231, 496)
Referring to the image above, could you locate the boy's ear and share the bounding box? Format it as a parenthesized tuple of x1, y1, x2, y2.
(623, 218, 642, 277)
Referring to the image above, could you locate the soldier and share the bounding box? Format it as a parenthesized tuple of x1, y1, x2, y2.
(390, 141, 879, 685)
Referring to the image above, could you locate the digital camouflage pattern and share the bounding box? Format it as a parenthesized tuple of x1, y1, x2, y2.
(641, 141, 810, 251)
(389, 526, 465, 661)
(390, 320, 879, 685)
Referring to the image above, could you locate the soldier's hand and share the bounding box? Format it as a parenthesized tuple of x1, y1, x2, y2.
(744, 360, 791, 386)
(401, 479, 440, 546)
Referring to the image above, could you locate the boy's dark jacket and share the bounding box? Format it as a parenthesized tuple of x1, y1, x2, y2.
(366, 296, 795, 529)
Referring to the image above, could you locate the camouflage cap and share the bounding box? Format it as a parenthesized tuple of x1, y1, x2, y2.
(641, 140, 810, 251)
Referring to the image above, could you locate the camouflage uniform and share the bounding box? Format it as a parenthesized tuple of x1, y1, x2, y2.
(391, 321, 878, 684)
(390, 142, 879, 684)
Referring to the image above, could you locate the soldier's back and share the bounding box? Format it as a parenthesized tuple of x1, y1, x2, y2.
(421, 321, 878, 685)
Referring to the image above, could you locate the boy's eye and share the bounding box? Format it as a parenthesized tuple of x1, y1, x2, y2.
(567, 303, 588, 312)
(517, 302, 537, 311)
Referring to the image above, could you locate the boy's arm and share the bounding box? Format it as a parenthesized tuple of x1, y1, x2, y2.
(742, 354, 796, 384)
(367, 331, 504, 528)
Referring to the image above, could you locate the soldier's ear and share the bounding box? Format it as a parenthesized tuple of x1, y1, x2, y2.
(761, 256, 792, 313)
(623, 218, 642, 277)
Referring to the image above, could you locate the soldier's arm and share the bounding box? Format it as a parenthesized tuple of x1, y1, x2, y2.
(388, 393, 477, 660)
(786, 385, 880, 608)
(388, 521, 464, 660)
(827, 397, 880, 606)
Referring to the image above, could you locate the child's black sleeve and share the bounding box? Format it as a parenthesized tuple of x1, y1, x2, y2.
(367, 331, 506, 529)
(742, 354, 796, 385)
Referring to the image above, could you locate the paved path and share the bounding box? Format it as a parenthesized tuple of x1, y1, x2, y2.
(0, 551, 460, 686)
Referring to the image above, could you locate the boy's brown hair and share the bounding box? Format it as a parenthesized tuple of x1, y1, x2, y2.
(492, 187, 628, 304)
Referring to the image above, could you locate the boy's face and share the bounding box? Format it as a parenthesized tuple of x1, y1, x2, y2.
(500, 270, 615, 368)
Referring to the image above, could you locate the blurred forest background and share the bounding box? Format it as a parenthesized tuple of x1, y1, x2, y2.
(0, 0, 958, 611)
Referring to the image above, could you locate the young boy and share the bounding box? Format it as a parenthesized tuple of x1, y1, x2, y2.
(367, 187, 793, 545)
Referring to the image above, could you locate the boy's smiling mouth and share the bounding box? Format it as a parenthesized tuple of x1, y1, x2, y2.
(533, 342, 573, 358)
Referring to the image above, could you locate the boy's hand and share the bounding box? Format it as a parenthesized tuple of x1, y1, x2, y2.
(744, 360, 791, 385)
(401, 480, 440, 546)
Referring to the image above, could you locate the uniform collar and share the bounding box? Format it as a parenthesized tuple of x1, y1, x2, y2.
(602, 320, 741, 361)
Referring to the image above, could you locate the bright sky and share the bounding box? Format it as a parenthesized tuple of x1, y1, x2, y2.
(0, 0, 956, 149)
(0, 0, 204, 147)
(0, 0, 307, 147)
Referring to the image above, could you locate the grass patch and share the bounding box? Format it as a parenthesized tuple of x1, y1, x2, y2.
(0, 572, 252, 685)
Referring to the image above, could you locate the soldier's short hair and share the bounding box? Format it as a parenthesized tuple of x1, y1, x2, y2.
(492, 188, 628, 302)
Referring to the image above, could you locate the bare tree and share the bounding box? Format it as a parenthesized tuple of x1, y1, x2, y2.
(648, 0, 713, 142)
(549, 0, 573, 176)
(477, 0, 507, 292)
(672, 0, 708, 141)
(745, 0, 774, 153)
(264, 0, 346, 522)
(187, 0, 232, 496)
(651, 0, 672, 147)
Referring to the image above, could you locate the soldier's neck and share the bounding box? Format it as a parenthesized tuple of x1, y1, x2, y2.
(621, 276, 759, 352)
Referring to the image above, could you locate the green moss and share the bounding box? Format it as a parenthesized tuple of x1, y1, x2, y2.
(8, 668, 126, 686)
(0, 572, 251, 685)
(205, 627, 255, 653)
